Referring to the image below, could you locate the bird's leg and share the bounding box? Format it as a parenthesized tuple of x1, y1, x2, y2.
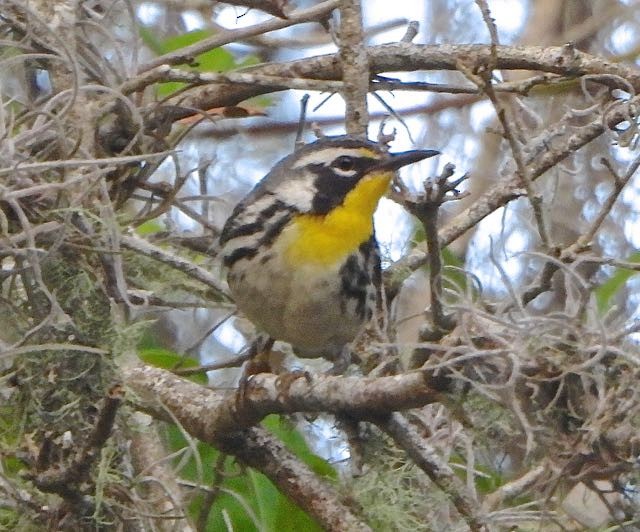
(242, 335, 275, 377)
(236, 335, 275, 410)
(328, 345, 353, 375)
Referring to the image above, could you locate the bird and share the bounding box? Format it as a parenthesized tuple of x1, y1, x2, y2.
(219, 135, 438, 363)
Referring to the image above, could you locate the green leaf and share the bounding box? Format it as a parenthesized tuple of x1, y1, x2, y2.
(159, 30, 236, 71)
(135, 219, 164, 236)
(238, 54, 261, 68)
(472, 464, 503, 495)
(595, 251, 640, 313)
(138, 25, 164, 55)
(1, 454, 25, 477)
(141, 29, 241, 98)
(156, 81, 186, 99)
(137, 347, 207, 385)
(411, 224, 467, 288)
(157, 30, 211, 54)
(263, 414, 337, 479)
(0, 508, 19, 530)
(164, 423, 322, 532)
(194, 46, 236, 73)
(164, 426, 260, 531)
(441, 247, 467, 293)
(250, 469, 323, 532)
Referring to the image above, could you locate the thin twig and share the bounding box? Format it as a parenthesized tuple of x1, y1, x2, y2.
(121, 67, 347, 96)
(339, 0, 369, 136)
(0, 152, 172, 178)
(564, 153, 640, 257)
(28, 385, 124, 505)
(160, 43, 640, 125)
(400, 20, 420, 43)
(119, 235, 229, 299)
(521, 152, 640, 305)
(378, 413, 484, 531)
(387, 93, 640, 292)
(469, 4, 552, 252)
(138, 0, 340, 72)
(173, 353, 251, 377)
(394, 164, 467, 333)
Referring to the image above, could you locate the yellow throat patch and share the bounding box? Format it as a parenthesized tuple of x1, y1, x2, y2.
(284, 170, 393, 266)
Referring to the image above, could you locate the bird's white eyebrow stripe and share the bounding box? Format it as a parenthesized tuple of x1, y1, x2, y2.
(292, 148, 377, 169)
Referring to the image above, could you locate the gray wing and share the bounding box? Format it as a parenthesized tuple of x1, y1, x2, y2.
(219, 152, 299, 246)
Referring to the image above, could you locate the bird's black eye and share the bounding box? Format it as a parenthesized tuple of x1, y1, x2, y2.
(332, 155, 356, 172)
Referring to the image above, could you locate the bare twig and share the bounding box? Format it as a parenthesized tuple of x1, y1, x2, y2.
(520, 262, 559, 306)
(0, 152, 172, 178)
(121, 67, 347, 96)
(138, 0, 340, 72)
(119, 235, 229, 299)
(172, 352, 251, 376)
(563, 153, 640, 257)
(400, 20, 420, 43)
(471, 3, 552, 252)
(122, 65, 576, 99)
(339, 0, 369, 136)
(0, 343, 108, 359)
(159, 43, 640, 125)
(128, 415, 195, 531)
(378, 413, 484, 531)
(489, 91, 553, 251)
(395, 163, 467, 334)
(188, 95, 481, 141)
(28, 385, 123, 507)
(216, 0, 289, 18)
(520, 152, 640, 306)
(387, 93, 640, 292)
(474, 0, 499, 63)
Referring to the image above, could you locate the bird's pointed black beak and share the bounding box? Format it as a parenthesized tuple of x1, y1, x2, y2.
(375, 149, 440, 172)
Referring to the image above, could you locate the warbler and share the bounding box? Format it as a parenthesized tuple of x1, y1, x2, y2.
(219, 136, 438, 360)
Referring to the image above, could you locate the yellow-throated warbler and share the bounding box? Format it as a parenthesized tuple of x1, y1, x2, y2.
(220, 136, 438, 359)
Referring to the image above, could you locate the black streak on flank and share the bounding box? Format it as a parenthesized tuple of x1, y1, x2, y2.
(339, 253, 370, 320)
(258, 212, 293, 248)
(222, 210, 295, 268)
(223, 246, 258, 267)
(361, 237, 382, 291)
(361, 237, 381, 317)
(221, 199, 291, 244)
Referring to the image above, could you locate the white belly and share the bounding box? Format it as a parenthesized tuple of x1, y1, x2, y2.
(228, 254, 365, 356)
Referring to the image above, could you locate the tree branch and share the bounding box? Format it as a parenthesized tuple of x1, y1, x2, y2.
(339, 0, 369, 136)
(126, 365, 374, 531)
(217, 427, 372, 531)
(386, 93, 640, 293)
(126, 364, 440, 436)
(149, 43, 640, 126)
(119, 235, 230, 300)
(138, 0, 340, 72)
